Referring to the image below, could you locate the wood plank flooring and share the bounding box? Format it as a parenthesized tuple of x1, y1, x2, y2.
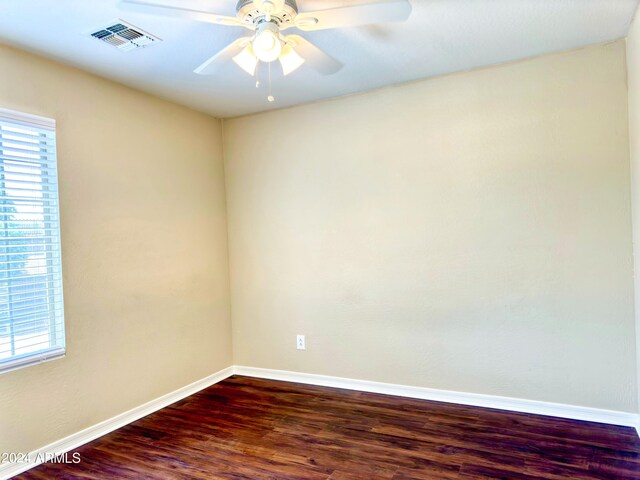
(15, 376, 640, 479)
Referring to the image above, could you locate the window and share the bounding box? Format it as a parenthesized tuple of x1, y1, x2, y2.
(0, 108, 65, 374)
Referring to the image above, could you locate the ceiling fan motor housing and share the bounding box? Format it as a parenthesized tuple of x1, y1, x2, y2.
(236, 0, 299, 26)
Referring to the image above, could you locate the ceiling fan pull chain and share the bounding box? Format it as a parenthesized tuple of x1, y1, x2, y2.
(267, 62, 275, 102)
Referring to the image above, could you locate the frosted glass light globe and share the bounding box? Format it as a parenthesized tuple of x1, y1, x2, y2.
(252, 23, 282, 63)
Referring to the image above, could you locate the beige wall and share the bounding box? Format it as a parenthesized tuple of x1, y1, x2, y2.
(224, 41, 637, 412)
(0, 44, 232, 453)
(627, 14, 640, 418)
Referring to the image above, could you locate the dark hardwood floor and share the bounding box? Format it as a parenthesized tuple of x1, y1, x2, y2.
(15, 375, 640, 479)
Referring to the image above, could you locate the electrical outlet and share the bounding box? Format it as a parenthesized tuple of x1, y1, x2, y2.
(296, 335, 305, 350)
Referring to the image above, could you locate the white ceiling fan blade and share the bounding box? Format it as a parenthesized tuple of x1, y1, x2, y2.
(286, 35, 343, 75)
(118, 0, 250, 28)
(292, 0, 412, 31)
(194, 37, 252, 75)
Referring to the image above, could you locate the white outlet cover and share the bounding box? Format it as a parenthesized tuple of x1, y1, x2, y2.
(296, 335, 305, 350)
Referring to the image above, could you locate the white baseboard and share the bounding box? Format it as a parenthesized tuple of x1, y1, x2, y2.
(233, 366, 640, 431)
(0, 366, 234, 480)
(3, 364, 639, 479)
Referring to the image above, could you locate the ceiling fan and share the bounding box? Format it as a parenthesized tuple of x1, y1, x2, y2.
(119, 0, 412, 78)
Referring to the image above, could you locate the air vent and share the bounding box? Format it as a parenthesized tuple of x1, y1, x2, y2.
(89, 20, 160, 52)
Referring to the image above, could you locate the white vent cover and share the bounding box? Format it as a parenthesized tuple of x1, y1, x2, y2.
(90, 20, 160, 52)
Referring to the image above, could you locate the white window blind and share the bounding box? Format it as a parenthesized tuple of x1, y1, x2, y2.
(0, 108, 65, 374)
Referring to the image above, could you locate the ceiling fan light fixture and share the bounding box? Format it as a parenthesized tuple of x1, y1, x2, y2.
(279, 44, 304, 75)
(252, 21, 282, 62)
(120, 0, 413, 84)
(232, 45, 259, 75)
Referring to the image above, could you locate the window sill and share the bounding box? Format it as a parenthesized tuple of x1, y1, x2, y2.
(0, 348, 66, 375)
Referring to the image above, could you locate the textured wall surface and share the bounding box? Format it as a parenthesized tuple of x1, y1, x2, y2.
(627, 15, 640, 417)
(0, 44, 232, 454)
(224, 41, 637, 412)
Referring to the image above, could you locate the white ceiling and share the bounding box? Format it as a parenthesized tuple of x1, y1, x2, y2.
(0, 0, 638, 118)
